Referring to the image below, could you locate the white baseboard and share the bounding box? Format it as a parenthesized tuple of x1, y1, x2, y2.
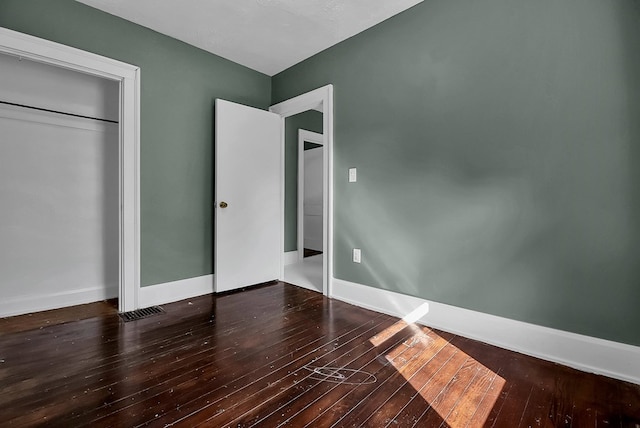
(284, 251, 299, 265)
(0, 286, 118, 318)
(332, 278, 640, 385)
(139, 274, 215, 308)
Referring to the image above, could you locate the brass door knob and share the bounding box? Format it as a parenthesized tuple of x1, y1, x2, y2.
(219, 201, 228, 208)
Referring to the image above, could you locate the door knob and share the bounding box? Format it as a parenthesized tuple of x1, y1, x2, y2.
(219, 201, 228, 208)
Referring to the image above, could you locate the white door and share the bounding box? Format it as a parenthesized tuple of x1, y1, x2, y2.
(214, 99, 282, 292)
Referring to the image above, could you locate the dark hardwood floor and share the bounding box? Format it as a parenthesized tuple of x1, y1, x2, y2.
(0, 299, 118, 335)
(1, 282, 638, 427)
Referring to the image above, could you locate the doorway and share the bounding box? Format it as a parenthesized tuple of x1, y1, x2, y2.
(214, 89, 332, 296)
(281, 129, 324, 293)
(270, 85, 334, 297)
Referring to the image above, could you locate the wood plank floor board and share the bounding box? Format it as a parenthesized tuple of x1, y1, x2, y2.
(116, 308, 389, 426)
(321, 328, 458, 428)
(484, 367, 539, 427)
(2, 286, 324, 402)
(514, 383, 554, 428)
(3, 285, 327, 424)
(383, 344, 471, 427)
(235, 320, 442, 427)
(392, 337, 486, 428)
(2, 289, 328, 422)
(443, 363, 501, 428)
(335, 336, 472, 428)
(219, 329, 401, 427)
(1, 282, 638, 427)
(8, 313, 329, 427)
(515, 366, 568, 428)
(483, 380, 516, 427)
(138, 320, 390, 427)
(170, 314, 393, 427)
(0, 299, 118, 336)
(278, 326, 454, 428)
(465, 366, 507, 428)
(620, 381, 640, 423)
(571, 367, 623, 428)
(412, 357, 486, 427)
(409, 349, 490, 427)
(57, 293, 379, 426)
(378, 334, 464, 428)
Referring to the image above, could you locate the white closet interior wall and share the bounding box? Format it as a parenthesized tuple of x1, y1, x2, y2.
(0, 53, 120, 317)
(303, 146, 323, 251)
(0, 53, 119, 121)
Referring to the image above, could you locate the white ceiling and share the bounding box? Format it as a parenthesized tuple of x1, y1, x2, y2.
(76, 0, 423, 76)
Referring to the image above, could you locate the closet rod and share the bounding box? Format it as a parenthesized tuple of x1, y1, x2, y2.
(0, 100, 118, 124)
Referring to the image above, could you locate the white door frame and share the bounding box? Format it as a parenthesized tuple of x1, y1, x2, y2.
(270, 85, 334, 297)
(0, 28, 141, 312)
(297, 129, 324, 261)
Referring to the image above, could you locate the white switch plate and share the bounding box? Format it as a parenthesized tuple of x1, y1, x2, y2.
(353, 248, 361, 263)
(349, 168, 357, 182)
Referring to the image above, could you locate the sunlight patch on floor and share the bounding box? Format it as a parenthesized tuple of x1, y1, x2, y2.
(369, 312, 505, 427)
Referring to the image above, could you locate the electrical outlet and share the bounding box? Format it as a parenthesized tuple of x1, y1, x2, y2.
(353, 248, 361, 263)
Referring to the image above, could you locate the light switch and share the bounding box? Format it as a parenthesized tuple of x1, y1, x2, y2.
(349, 168, 357, 182)
(353, 248, 361, 263)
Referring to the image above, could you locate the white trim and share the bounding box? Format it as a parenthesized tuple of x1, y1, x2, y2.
(0, 286, 118, 318)
(284, 251, 300, 265)
(139, 275, 215, 308)
(271, 87, 325, 117)
(0, 27, 141, 313)
(297, 129, 324, 262)
(270, 85, 334, 298)
(332, 278, 640, 385)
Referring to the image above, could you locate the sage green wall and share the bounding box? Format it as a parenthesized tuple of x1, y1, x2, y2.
(0, 0, 271, 287)
(273, 0, 640, 345)
(284, 111, 323, 251)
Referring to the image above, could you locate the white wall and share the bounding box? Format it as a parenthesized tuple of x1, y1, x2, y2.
(303, 147, 323, 251)
(0, 53, 119, 121)
(0, 53, 119, 317)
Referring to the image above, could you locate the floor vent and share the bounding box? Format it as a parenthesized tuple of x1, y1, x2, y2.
(119, 306, 165, 322)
